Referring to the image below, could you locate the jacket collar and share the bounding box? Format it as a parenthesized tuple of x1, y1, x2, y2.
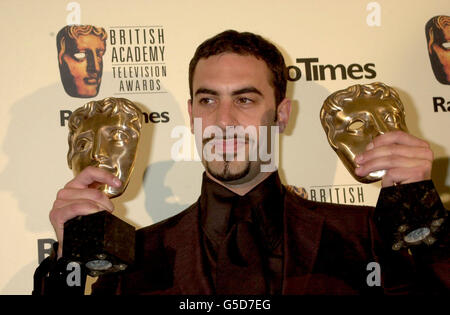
(164, 181, 325, 294)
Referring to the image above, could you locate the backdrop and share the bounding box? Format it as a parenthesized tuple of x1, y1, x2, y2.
(0, 0, 448, 294)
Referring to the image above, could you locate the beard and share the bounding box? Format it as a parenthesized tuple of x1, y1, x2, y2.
(199, 109, 278, 184)
(202, 133, 254, 182)
(205, 159, 251, 182)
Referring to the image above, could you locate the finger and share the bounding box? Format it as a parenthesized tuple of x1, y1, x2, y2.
(56, 188, 115, 212)
(49, 200, 106, 258)
(53, 198, 114, 215)
(65, 166, 121, 190)
(370, 131, 430, 149)
(356, 144, 433, 164)
(355, 156, 431, 177)
(381, 166, 432, 187)
(50, 199, 105, 229)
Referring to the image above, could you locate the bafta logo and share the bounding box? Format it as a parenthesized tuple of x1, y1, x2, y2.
(57, 25, 107, 98)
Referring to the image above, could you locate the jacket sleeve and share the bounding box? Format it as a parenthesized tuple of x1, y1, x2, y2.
(32, 242, 87, 295)
(373, 180, 449, 294)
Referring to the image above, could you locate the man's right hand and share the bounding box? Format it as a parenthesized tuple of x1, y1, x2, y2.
(49, 166, 121, 259)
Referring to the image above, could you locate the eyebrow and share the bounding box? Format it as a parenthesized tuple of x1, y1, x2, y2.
(75, 130, 93, 139)
(194, 86, 263, 97)
(232, 87, 263, 97)
(195, 88, 218, 96)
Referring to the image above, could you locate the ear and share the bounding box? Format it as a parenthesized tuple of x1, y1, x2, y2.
(188, 99, 194, 134)
(276, 98, 292, 133)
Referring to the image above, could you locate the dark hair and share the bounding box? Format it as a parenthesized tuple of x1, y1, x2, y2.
(188, 30, 287, 106)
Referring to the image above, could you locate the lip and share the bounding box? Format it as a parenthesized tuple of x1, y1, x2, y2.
(84, 77, 99, 85)
(209, 138, 248, 154)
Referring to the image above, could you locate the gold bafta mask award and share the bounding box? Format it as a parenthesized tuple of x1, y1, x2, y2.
(320, 82, 447, 250)
(63, 97, 143, 275)
(320, 82, 408, 183)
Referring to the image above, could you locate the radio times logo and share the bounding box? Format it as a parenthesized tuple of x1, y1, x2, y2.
(287, 58, 376, 82)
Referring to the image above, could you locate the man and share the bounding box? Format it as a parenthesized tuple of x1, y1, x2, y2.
(35, 30, 448, 295)
(425, 15, 450, 85)
(57, 25, 107, 98)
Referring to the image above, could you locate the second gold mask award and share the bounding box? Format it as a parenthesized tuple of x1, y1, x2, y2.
(63, 97, 143, 276)
(320, 82, 447, 250)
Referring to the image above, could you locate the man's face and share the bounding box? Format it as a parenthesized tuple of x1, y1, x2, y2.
(70, 112, 139, 197)
(59, 34, 105, 98)
(431, 24, 450, 83)
(188, 53, 290, 185)
(329, 97, 407, 183)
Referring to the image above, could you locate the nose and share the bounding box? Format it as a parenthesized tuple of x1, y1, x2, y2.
(86, 50, 101, 75)
(91, 133, 108, 163)
(369, 114, 390, 139)
(215, 100, 237, 130)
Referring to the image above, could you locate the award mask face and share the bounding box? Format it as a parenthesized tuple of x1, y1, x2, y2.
(320, 82, 408, 183)
(425, 15, 450, 85)
(68, 98, 143, 197)
(57, 25, 107, 98)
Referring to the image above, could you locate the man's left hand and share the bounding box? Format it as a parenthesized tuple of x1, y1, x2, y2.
(355, 131, 433, 187)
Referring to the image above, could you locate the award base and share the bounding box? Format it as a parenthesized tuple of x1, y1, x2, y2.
(375, 180, 448, 251)
(63, 211, 135, 277)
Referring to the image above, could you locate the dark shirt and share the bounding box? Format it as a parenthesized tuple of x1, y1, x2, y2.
(199, 171, 284, 294)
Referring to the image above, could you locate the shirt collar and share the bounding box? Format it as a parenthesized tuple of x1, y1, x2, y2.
(199, 171, 284, 252)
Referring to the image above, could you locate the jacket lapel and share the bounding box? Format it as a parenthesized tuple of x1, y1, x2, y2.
(164, 203, 213, 294)
(282, 191, 325, 294)
(154, 187, 325, 295)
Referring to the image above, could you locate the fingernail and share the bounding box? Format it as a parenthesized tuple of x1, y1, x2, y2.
(366, 142, 374, 150)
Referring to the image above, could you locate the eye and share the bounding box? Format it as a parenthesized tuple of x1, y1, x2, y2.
(111, 129, 129, 144)
(442, 41, 450, 50)
(198, 97, 215, 106)
(96, 49, 105, 58)
(236, 97, 253, 105)
(75, 138, 91, 152)
(347, 119, 365, 133)
(73, 52, 86, 61)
